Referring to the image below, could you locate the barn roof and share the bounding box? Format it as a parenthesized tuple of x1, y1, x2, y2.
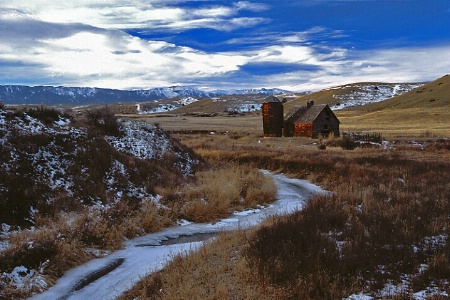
(263, 95, 282, 103)
(284, 104, 328, 123)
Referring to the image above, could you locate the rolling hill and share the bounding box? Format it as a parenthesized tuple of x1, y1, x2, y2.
(284, 82, 424, 112)
(348, 74, 450, 111)
(113, 81, 420, 117)
(334, 75, 450, 137)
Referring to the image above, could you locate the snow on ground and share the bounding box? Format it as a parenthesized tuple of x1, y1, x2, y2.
(330, 83, 424, 110)
(175, 97, 198, 106)
(30, 172, 328, 300)
(106, 121, 171, 160)
(225, 102, 260, 113)
(137, 97, 199, 114)
(107, 120, 199, 176)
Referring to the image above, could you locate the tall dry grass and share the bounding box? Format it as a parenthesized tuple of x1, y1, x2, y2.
(159, 164, 276, 223)
(122, 133, 450, 299)
(119, 230, 271, 300)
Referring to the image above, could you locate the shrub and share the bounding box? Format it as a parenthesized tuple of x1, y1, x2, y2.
(85, 106, 121, 136)
(340, 137, 358, 150)
(24, 106, 66, 125)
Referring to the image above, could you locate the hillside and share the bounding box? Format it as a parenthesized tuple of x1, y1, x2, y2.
(284, 82, 423, 112)
(0, 107, 201, 227)
(348, 74, 450, 111)
(335, 75, 450, 137)
(127, 82, 419, 116)
(132, 80, 436, 138)
(0, 106, 203, 298)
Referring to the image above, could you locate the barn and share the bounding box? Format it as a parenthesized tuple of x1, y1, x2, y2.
(283, 101, 340, 138)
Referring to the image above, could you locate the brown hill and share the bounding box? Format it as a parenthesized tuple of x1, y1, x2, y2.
(285, 81, 423, 112)
(335, 74, 450, 138)
(349, 74, 450, 111)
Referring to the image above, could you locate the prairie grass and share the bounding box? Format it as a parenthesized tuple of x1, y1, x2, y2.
(1, 162, 274, 299)
(119, 230, 269, 300)
(115, 76, 450, 298)
(336, 107, 450, 138)
(4, 100, 450, 298)
(122, 131, 450, 299)
(160, 164, 276, 223)
(244, 149, 450, 297)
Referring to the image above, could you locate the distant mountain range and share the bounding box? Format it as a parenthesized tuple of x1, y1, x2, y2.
(0, 85, 292, 105)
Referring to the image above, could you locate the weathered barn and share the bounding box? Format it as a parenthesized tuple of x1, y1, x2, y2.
(262, 96, 284, 137)
(284, 101, 340, 138)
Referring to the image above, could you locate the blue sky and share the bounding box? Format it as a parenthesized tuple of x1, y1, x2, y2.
(0, 0, 449, 91)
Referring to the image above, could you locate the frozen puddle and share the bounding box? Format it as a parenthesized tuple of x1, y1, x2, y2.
(31, 172, 327, 300)
(135, 232, 220, 247)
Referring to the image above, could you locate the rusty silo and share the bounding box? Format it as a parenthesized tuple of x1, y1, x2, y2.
(262, 96, 284, 137)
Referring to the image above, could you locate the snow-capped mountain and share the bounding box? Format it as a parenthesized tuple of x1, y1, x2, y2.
(211, 87, 294, 96)
(0, 85, 292, 105)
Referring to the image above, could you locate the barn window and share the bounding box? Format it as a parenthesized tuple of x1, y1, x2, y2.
(325, 110, 331, 121)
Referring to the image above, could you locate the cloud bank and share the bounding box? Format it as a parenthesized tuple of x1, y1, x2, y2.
(0, 1, 449, 91)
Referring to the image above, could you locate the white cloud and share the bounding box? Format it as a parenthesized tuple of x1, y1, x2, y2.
(0, 22, 252, 89)
(0, 1, 266, 31)
(2, 13, 448, 91)
(234, 1, 270, 11)
(0, 1, 448, 91)
(282, 45, 450, 92)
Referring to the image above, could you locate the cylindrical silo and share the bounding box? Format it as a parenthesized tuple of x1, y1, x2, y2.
(262, 96, 283, 137)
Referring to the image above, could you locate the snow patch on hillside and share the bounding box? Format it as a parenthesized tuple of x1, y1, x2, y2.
(137, 97, 199, 114)
(106, 121, 171, 160)
(330, 83, 424, 110)
(0, 109, 199, 219)
(106, 120, 199, 176)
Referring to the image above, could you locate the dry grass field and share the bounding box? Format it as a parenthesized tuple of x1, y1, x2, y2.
(134, 113, 263, 135)
(120, 75, 450, 299)
(335, 75, 450, 138)
(3, 75, 449, 299)
(121, 131, 450, 299)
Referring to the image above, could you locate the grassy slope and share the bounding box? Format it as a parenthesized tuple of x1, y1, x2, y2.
(169, 94, 262, 115)
(335, 75, 450, 137)
(283, 81, 403, 110)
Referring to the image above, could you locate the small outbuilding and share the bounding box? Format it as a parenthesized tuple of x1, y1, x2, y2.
(283, 101, 340, 138)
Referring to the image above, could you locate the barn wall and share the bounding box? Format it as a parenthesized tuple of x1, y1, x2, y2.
(283, 123, 294, 137)
(311, 108, 340, 138)
(293, 123, 312, 137)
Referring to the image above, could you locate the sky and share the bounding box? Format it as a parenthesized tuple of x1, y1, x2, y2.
(0, 0, 449, 92)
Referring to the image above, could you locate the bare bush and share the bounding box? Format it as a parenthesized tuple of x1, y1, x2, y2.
(85, 106, 121, 136)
